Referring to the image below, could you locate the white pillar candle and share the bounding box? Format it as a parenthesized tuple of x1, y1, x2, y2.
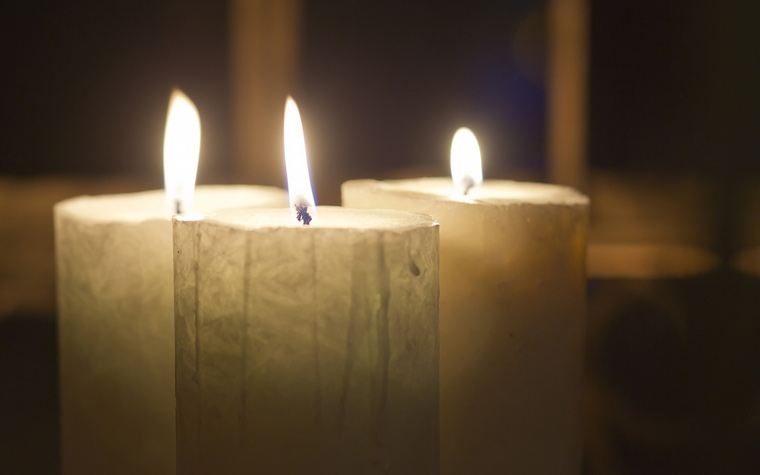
(56, 89, 288, 474)
(342, 130, 589, 474)
(55, 185, 288, 475)
(173, 206, 439, 473)
(173, 97, 440, 473)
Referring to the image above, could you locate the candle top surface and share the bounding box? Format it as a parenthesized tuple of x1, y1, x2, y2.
(56, 185, 288, 223)
(347, 177, 588, 206)
(194, 206, 437, 232)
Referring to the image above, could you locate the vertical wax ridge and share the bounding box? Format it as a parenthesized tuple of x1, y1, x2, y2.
(174, 218, 203, 472)
(194, 228, 202, 438)
(373, 234, 391, 443)
(240, 232, 251, 441)
(338, 240, 362, 430)
(310, 232, 323, 426)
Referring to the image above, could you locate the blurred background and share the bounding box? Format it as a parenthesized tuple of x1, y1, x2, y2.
(1, 0, 759, 473)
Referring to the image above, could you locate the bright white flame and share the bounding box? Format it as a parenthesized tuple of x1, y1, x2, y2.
(163, 89, 201, 214)
(284, 96, 316, 223)
(450, 127, 483, 195)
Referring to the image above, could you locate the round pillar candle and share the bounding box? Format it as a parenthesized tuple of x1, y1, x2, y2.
(55, 185, 288, 475)
(342, 178, 589, 474)
(173, 206, 439, 474)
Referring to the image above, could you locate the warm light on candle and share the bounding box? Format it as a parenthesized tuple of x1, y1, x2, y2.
(164, 89, 201, 215)
(450, 127, 483, 195)
(284, 96, 316, 224)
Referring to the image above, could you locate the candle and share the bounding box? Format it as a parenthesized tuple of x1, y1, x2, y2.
(342, 128, 589, 474)
(174, 98, 440, 473)
(55, 91, 288, 475)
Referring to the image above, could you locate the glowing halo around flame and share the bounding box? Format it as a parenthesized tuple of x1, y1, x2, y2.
(450, 127, 483, 195)
(284, 96, 316, 224)
(163, 89, 201, 215)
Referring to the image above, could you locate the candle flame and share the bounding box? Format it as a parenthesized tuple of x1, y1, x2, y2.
(450, 127, 483, 195)
(284, 96, 316, 224)
(163, 89, 201, 214)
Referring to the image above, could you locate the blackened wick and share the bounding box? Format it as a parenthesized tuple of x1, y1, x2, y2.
(295, 203, 312, 225)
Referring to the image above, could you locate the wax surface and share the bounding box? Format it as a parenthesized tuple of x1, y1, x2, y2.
(55, 185, 288, 475)
(343, 178, 589, 474)
(174, 206, 439, 474)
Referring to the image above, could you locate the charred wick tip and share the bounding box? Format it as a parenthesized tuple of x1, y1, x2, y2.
(175, 200, 183, 215)
(295, 203, 312, 226)
(461, 176, 476, 196)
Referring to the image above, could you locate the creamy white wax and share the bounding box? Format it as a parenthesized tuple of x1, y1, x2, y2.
(55, 185, 288, 475)
(343, 178, 589, 474)
(174, 206, 439, 474)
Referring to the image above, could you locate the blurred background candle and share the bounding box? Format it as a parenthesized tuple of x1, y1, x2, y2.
(174, 98, 439, 474)
(55, 91, 288, 474)
(343, 128, 589, 474)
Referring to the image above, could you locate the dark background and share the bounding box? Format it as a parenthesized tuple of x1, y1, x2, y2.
(0, 1, 549, 182)
(2, 2, 758, 183)
(1, 0, 759, 473)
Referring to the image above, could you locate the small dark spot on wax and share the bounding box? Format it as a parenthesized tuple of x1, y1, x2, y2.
(409, 260, 420, 276)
